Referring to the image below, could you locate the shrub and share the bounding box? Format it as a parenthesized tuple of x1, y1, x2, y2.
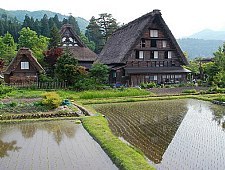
(146, 82, 156, 88)
(0, 85, 13, 95)
(214, 95, 225, 102)
(41, 92, 61, 109)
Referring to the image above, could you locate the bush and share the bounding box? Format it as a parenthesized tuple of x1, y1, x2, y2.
(215, 95, 225, 102)
(0, 85, 13, 95)
(146, 82, 156, 88)
(41, 92, 61, 109)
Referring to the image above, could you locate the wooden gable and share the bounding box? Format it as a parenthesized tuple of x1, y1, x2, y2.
(60, 24, 85, 47)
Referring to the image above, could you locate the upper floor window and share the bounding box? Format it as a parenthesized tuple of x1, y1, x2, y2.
(164, 51, 172, 59)
(162, 40, 167, 48)
(150, 51, 158, 59)
(150, 30, 158, 37)
(140, 39, 145, 48)
(21, 62, 29, 70)
(135, 50, 144, 59)
(151, 39, 157, 47)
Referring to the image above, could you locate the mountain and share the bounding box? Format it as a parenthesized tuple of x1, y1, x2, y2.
(177, 38, 224, 59)
(0, 8, 89, 33)
(188, 29, 225, 40)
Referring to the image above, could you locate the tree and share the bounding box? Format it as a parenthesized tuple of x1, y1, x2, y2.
(80, 33, 95, 51)
(1, 32, 17, 65)
(86, 14, 119, 53)
(48, 25, 61, 49)
(89, 63, 109, 84)
(68, 15, 80, 35)
(18, 27, 49, 62)
(97, 13, 119, 41)
(41, 14, 50, 37)
(86, 16, 104, 53)
(43, 48, 63, 77)
(55, 50, 80, 85)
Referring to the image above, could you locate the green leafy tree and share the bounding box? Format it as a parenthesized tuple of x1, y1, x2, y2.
(18, 27, 49, 62)
(55, 50, 80, 85)
(1, 32, 17, 65)
(89, 63, 109, 84)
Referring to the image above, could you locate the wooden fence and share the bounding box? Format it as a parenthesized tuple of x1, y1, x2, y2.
(7, 81, 68, 89)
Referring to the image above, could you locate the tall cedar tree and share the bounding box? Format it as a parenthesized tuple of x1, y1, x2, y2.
(86, 14, 119, 53)
(41, 14, 50, 37)
(67, 16, 80, 35)
(48, 25, 61, 49)
(86, 16, 104, 54)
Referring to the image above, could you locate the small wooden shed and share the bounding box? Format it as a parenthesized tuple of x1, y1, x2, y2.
(4, 48, 44, 84)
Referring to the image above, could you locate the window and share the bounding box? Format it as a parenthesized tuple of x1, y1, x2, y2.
(136, 50, 144, 59)
(154, 51, 158, 59)
(150, 30, 158, 37)
(164, 51, 172, 59)
(112, 72, 117, 78)
(149, 75, 157, 81)
(175, 75, 182, 78)
(151, 39, 157, 47)
(21, 62, 29, 69)
(140, 39, 145, 48)
(168, 51, 172, 58)
(150, 51, 158, 59)
(162, 40, 167, 48)
(139, 51, 144, 59)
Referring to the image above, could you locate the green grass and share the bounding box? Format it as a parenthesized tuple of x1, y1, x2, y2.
(79, 88, 151, 99)
(82, 116, 155, 170)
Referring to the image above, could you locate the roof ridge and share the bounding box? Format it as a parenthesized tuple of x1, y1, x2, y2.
(113, 9, 161, 34)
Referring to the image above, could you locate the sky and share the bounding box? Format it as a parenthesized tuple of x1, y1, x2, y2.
(1, 0, 225, 38)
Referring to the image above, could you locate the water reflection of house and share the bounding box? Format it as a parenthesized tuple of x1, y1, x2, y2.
(3, 48, 44, 84)
(98, 9, 191, 86)
(59, 24, 97, 69)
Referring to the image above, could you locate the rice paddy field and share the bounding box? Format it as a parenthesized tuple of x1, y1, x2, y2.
(94, 99, 225, 169)
(0, 120, 117, 170)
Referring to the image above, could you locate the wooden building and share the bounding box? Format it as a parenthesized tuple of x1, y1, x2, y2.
(98, 9, 191, 86)
(4, 48, 44, 84)
(60, 24, 97, 69)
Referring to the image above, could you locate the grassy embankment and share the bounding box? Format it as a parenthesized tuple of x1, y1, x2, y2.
(82, 115, 155, 170)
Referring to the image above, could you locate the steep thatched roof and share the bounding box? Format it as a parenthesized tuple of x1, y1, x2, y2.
(60, 24, 97, 62)
(4, 48, 44, 74)
(98, 9, 188, 65)
(60, 46, 98, 62)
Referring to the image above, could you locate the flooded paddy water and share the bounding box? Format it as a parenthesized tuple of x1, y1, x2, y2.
(94, 99, 225, 169)
(0, 120, 117, 170)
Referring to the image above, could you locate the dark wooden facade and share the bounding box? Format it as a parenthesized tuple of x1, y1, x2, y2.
(60, 24, 97, 69)
(4, 48, 44, 84)
(98, 10, 191, 86)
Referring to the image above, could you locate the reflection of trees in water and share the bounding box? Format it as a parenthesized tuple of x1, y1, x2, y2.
(17, 121, 77, 144)
(211, 105, 225, 128)
(0, 140, 21, 158)
(19, 124, 37, 138)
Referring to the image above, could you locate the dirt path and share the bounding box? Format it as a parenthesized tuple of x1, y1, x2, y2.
(149, 86, 209, 96)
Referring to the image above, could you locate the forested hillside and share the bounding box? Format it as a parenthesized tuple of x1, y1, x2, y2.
(0, 8, 88, 33)
(177, 38, 224, 59)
